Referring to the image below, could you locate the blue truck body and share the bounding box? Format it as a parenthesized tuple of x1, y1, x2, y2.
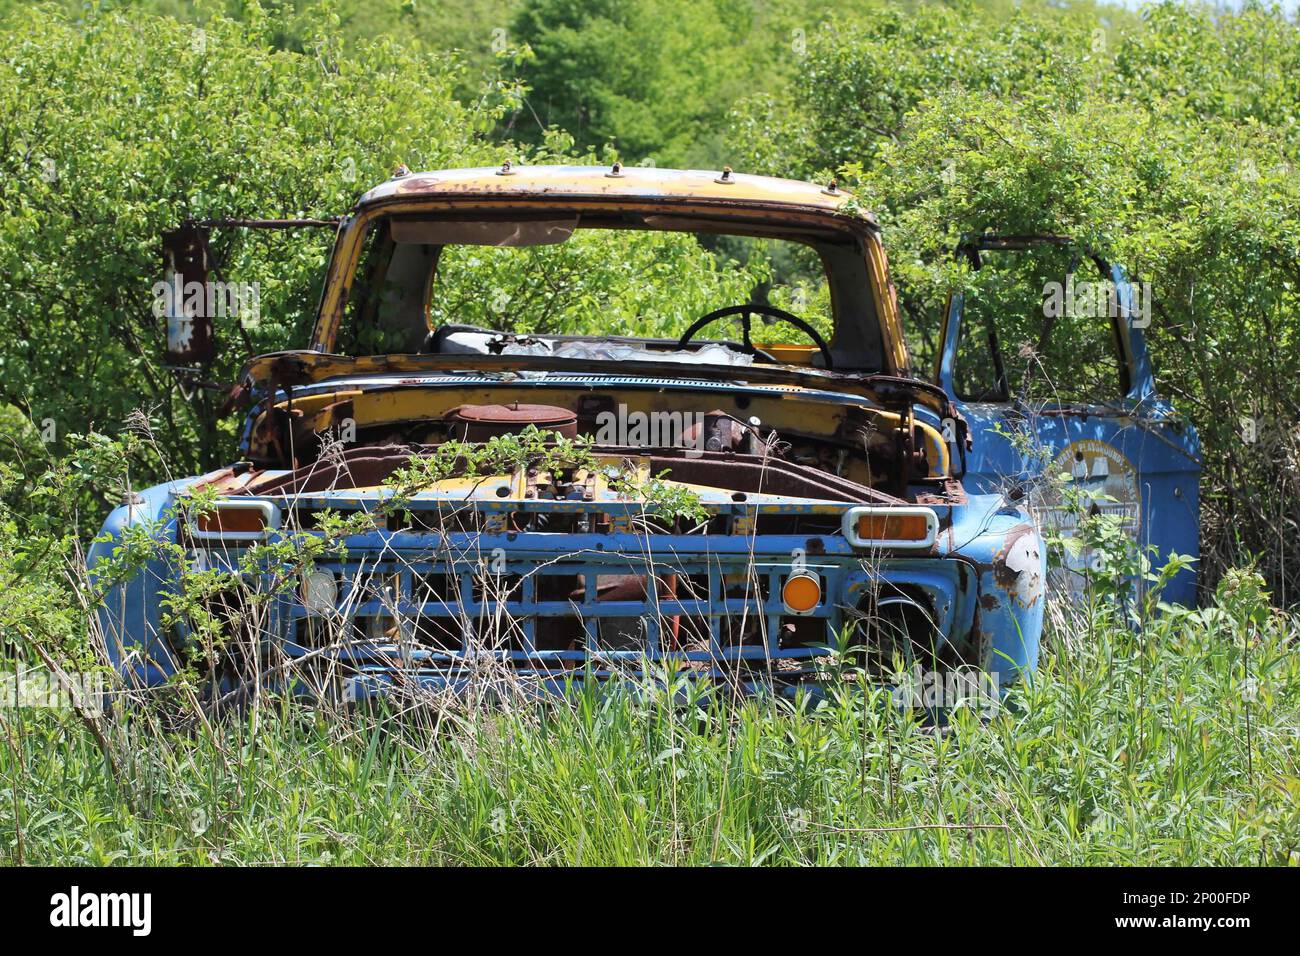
(90, 375, 1045, 702)
(89, 168, 1196, 706)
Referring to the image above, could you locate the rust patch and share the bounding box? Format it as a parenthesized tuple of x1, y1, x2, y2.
(993, 523, 1045, 608)
(396, 176, 441, 193)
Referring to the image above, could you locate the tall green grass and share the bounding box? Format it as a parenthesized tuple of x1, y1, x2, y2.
(3, 569, 1296, 866)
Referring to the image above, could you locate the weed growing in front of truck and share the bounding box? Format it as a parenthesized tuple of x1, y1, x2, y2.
(2, 426, 1294, 866)
(7, 572, 1295, 864)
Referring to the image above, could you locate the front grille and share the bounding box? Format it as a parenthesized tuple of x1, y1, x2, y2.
(275, 555, 844, 680)
(180, 528, 964, 698)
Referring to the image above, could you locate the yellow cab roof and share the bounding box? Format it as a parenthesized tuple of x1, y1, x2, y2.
(355, 163, 875, 224)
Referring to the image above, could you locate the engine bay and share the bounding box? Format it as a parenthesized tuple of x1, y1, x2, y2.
(228, 378, 958, 508)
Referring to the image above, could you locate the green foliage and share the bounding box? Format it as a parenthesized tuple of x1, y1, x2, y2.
(730, 2, 1300, 597)
(509, 0, 691, 164)
(0, 0, 524, 72)
(2, 585, 1297, 864)
(0, 4, 514, 477)
(0, 431, 137, 660)
(384, 424, 708, 524)
(427, 228, 769, 339)
(509, 0, 893, 167)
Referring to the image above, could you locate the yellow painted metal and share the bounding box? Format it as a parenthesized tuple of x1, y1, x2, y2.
(357, 165, 861, 215)
(270, 389, 362, 414)
(864, 232, 910, 376)
(754, 343, 819, 364)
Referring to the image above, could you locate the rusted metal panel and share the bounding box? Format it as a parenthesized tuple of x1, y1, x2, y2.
(161, 223, 214, 368)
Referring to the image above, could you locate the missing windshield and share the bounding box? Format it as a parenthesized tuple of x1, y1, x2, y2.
(333, 212, 884, 372)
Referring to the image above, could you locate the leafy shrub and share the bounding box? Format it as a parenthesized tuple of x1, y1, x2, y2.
(0, 4, 513, 479)
(730, 3, 1300, 600)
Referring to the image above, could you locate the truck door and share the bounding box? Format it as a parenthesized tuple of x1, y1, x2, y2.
(936, 236, 1201, 605)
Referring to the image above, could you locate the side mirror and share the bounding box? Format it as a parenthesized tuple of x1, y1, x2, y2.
(160, 223, 215, 369)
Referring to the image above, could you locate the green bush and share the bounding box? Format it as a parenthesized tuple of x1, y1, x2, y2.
(0, 4, 514, 478)
(729, 3, 1300, 600)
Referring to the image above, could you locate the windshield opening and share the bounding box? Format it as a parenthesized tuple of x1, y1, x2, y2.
(333, 212, 884, 372)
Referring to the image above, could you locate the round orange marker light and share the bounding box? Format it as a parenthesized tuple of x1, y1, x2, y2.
(782, 571, 822, 614)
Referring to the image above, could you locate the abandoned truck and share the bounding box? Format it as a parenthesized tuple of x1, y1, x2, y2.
(89, 165, 1199, 702)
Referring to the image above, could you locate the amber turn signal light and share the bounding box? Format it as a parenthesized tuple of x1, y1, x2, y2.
(782, 571, 822, 614)
(841, 506, 938, 550)
(855, 513, 931, 542)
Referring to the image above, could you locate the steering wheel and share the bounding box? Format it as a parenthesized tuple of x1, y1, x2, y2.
(677, 304, 834, 369)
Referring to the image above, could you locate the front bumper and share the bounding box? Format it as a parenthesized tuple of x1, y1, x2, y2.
(91, 491, 1045, 702)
